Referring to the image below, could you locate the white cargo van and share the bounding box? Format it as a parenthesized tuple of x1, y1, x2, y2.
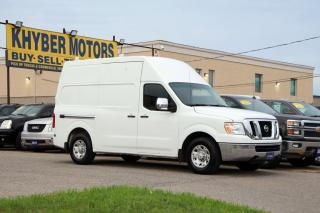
(53, 56, 282, 174)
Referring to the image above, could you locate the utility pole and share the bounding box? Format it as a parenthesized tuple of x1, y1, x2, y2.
(6, 50, 10, 104)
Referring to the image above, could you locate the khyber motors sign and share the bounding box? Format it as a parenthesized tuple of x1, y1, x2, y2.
(6, 24, 118, 71)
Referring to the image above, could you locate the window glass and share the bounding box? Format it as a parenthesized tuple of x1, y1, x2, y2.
(290, 102, 320, 117)
(290, 79, 297, 96)
(222, 97, 238, 108)
(208, 70, 214, 87)
(234, 97, 276, 114)
(0, 106, 17, 116)
(169, 82, 226, 107)
(143, 84, 174, 111)
(11, 105, 43, 116)
(270, 102, 296, 114)
(40, 106, 54, 117)
(195, 68, 202, 76)
(255, 74, 262, 93)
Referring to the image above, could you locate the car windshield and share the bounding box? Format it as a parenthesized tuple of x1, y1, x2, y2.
(234, 97, 277, 114)
(169, 82, 227, 107)
(290, 102, 320, 117)
(11, 105, 43, 116)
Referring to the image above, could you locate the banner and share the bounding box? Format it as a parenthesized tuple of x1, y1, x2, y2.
(6, 25, 118, 71)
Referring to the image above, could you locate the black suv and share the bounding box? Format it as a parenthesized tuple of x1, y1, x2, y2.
(222, 95, 320, 167)
(0, 104, 21, 117)
(0, 104, 55, 149)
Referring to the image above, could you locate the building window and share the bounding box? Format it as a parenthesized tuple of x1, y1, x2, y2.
(195, 68, 202, 76)
(208, 70, 215, 87)
(255, 74, 262, 93)
(290, 79, 297, 96)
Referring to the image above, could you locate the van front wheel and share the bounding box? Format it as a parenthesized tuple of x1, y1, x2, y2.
(70, 132, 95, 165)
(187, 137, 221, 174)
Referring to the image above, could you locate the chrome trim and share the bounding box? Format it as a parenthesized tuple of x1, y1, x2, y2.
(301, 120, 320, 140)
(243, 119, 278, 140)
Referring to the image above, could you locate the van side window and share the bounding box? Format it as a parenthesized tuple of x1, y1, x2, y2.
(143, 84, 174, 111)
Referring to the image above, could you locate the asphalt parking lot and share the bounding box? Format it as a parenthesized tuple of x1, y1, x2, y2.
(0, 148, 319, 213)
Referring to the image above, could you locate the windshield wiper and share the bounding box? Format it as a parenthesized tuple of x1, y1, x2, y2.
(191, 104, 226, 107)
(310, 115, 320, 117)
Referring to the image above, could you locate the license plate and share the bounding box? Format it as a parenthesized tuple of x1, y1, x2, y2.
(266, 152, 274, 160)
(32, 141, 38, 145)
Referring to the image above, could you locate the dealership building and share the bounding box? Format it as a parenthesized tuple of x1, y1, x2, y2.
(0, 40, 315, 104)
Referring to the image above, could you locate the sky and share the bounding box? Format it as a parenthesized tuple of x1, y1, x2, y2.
(0, 0, 319, 94)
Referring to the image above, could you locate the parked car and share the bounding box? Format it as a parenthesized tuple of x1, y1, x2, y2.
(263, 100, 320, 118)
(0, 104, 20, 116)
(0, 104, 55, 149)
(222, 95, 320, 167)
(54, 56, 282, 174)
(21, 117, 55, 151)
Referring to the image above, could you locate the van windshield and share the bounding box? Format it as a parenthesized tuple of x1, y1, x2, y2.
(169, 82, 227, 107)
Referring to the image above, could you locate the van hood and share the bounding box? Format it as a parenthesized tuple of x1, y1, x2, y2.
(194, 106, 276, 122)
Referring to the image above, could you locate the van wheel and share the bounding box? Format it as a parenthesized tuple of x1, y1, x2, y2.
(236, 162, 261, 171)
(121, 155, 141, 163)
(289, 158, 314, 167)
(70, 132, 95, 164)
(186, 137, 221, 174)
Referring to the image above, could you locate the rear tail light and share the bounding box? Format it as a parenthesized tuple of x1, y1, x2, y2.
(52, 112, 55, 128)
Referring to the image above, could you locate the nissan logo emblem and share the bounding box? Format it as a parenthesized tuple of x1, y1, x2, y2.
(263, 124, 269, 133)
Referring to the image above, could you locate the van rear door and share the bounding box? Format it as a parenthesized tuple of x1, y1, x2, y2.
(94, 62, 143, 153)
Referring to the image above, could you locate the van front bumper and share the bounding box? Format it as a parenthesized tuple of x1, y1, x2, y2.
(0, 129, 16, 146)
(219, 142, 282, 162)
(282, 140, 320, 159)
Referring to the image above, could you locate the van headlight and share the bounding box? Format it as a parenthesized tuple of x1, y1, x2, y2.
(224, 122, 245, 135)
(0, 120, 12, 129)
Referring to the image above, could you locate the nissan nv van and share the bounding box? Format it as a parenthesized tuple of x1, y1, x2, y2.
(53, 56, 282, 174)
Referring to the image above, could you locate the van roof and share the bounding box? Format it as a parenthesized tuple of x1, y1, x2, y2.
(63, 56, 208, 86)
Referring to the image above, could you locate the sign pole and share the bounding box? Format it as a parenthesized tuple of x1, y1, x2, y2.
(6, 49, 10, 104)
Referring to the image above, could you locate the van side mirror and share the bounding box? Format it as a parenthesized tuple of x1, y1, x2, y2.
(156, 98, 169, 111)
(156, 98, 177, 113)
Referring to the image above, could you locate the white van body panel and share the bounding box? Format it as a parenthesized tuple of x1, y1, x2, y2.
(54, 56, 281, 161)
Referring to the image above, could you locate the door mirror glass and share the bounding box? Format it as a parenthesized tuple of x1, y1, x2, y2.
(156, 98, 169, 111)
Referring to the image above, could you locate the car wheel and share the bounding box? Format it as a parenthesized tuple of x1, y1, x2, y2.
(186, 137, 221, 174)
(69, 132, 95, 165)
(289, 158, 315, 167)
(121, 155, 141, 162)
(236, 162, 261, 171)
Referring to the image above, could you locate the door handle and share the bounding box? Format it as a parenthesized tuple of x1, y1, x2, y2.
(140, 115, 149, 118)
(127, 114, 136, 118)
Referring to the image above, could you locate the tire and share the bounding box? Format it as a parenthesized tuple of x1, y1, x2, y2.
(262, 157, 281, 169)
(289, 158, 315, 167)
(186, 137, 221, 174)
(15, 132, 23, 150)
(236, 162, 261, 171)
(121, 155, 141, 163)
(69, 132, 96, 165)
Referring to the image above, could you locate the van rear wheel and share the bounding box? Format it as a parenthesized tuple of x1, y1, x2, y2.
(121, 155, 141, 163)
(70, 132, 95, 164)
(186, 137, 221, 174)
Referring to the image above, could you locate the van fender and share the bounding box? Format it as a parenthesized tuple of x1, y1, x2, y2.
(64, 120, 95, 148)
(179, 124, 220, 150)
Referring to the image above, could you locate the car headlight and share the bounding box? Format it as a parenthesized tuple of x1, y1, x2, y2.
(0, 120, 12, 129)
(224, 122, 245, 135)
(287, 120, 301, 136)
